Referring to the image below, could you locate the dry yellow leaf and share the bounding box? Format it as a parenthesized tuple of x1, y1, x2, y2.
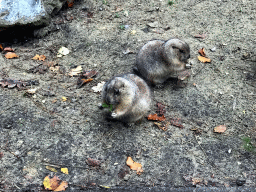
(46, 166, 57, 172)
(126, 156, 143, 175)
(68, 65, 82, 77)
(32, 54, 46, 61)
(61, 168, 69, 174)
(214, 125, 227, 133)
(43, 175, 68, 191)
(198, 56, 211, 63)
(61, 97, 67, 102)
(5, 52, 19, 59)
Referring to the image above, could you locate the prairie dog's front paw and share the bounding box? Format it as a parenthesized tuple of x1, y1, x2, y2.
(111, 112, 117, 118)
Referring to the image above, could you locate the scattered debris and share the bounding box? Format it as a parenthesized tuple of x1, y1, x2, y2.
(49, 66, 60, 72)
(118, 166, 130, 179)
(67, 0, 74, 8)
(123, 48, 134, 55)
(32, 54, 46, 61)
(92, 81, 105, 92)
(154, 122, 168, 131)
(76, 70, 98, 88)
(0, 79, 39, 89)
(126, 156, 143, 175)
(61, 168, 69, 175)
(190, 128, 202, 135)
(178, 70, 191, 81)
(214, 125, 227, 133)
(26, 88, 37, 94)
(147, 114, 166, 121)
(28, 64, 48, 74)
(170, 118, 184, 128)
(5, 52, 19, 59)
(68, 66, 82, 77)
(61, 97, 68, 102)
(57, 47, 70, 57)
(198, 56, 211, 63)
(43, 175, 68, 191)
(198, 48, 206, 57)
(156, 102, 166, 116)
(131, 30, 136, 35)
(194, 34, 207, 39)
(86, 158, 101, 167)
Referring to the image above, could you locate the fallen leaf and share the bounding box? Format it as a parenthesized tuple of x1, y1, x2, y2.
(68, 66, 82, 77)
(86, 158, 101, 167)
(192, 177, 203, 185)
(32, 54, 46, 61)
(91, 81, 105, 92)
(0, 152, 3, 159)
(26, 88, 37, 94)
(61, 97, 67, 102)
(214, 125, 226, 133)
(76, 78, 93, 88)
(57, 47, 70, 57)
(46, 166, 58, 172)
(193, 83, 196, 87)
(43, 175, 60, 191)
(4, 47, 14, 52)
(126, 157, 143, 175)
(198, 56, 211, 63)
(52, 98, 58, 103)
(54, 181, 68, 191)
(67, 0, 74, 7)
(43, 175, 68, 191)
(198, 48, 206, 57)
(0, 44, 3, 51)
(5, 52, 19, 59)
(147, 114, 166, 121)
(61, 168, 69, 174)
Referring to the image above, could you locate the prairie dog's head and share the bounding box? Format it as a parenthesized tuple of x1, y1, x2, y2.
(102, 77, 132, 105)
(164, 39, 190, 69)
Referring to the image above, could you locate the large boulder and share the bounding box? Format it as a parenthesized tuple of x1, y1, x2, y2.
(0, 0, 66, 28)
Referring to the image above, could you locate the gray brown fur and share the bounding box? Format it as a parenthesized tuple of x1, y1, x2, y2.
(136, 38, 190, 84)
(102, 73, 152, 123)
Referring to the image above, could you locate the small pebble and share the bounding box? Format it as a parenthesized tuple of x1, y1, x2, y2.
(236, 177, 246, 186)
(210, 47, 216, 52)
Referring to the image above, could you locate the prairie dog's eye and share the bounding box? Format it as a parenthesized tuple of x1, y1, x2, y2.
(179, 49, 185, 53)
(114, 88, 119, 95)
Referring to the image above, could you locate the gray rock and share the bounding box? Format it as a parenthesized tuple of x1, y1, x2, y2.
(0, 0, 66, 28)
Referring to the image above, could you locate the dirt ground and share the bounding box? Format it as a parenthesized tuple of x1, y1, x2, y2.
(0, 0, 256, 191)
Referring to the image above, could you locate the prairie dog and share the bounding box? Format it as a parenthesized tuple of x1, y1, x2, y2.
(101, 73, 151, 123)
(135, 38, 190, 84)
